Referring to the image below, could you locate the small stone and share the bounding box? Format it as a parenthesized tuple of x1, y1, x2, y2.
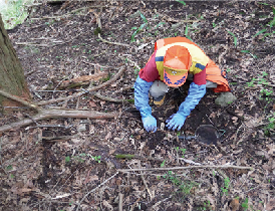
(160, 122, 165, 130)
(77, 124, 86, 132)
(215, 92, 237, 107)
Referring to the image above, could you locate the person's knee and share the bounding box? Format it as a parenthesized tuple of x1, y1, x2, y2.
(206, 80, 217, 88)
(149, 80, 169, 98)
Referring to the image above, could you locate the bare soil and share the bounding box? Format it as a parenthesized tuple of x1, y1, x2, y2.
(1, 1, 275, 210)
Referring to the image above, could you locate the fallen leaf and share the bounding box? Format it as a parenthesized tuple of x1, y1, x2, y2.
(105, 131, 112, 140)
(230, 198, 239, 211)
(266, 198, 275, 211)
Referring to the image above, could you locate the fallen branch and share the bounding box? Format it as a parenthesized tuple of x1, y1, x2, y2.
(58, 72, 109, 90)
(0, 108, 118, 133)
(118, 165, 253, 172)
(37, 65, 126, 106)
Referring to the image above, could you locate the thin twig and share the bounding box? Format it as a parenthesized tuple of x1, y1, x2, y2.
(98, 34, 131, 47)
(119, 193, 124, 211)
(138, 162, 153, 201)
(76, 172, 119, 211)
(113, 85, 133, 94)
(93, 11, 131, 47)
(118, 165, 253, 172)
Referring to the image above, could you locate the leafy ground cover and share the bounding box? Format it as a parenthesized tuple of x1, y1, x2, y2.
(0, 1, 275, 210)
(0, 0, 34, 29)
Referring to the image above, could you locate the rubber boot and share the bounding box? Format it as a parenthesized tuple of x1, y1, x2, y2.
(153, 95, 166, 106)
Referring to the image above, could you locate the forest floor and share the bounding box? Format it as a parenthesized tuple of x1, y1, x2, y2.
(1, 1, 275, 210)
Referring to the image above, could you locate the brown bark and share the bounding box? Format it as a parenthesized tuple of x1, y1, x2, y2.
(0, 15, 31, 108)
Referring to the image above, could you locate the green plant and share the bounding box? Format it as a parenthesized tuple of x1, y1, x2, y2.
(212, 170, 216, 176)
(201, 200, 213, 211)
(212, 22, 217, 28)
(184, 24, 192, 41)
(130, 11, 149, 42)
(6, 165, 13, 170)
(91, 155, 101, 163)
(175, 147, 186, 158)
(260, 88, 273, 99)
(263, 112, 275, 136)
(268, 7, 275, 28)
(175, 0, 186, 6)
(240, 50, 257, 58)
(0, 0, 35, 29)
(160, 160, 166, 167)
(254, 28, 267, 37)
(154, 22, 166, 29)
(180, 148, 187, 158)
(246, 78, 256, 87)
(241, 198, 249, 211)
(163, 171, 198, 195)
(131, 23, 147, 42)
(139, 11, 148, 23)
(221, 177, 230, 195)
(227, 30, 237, 47)
(134, 67, 140, 76)
(258, 2, 269, 5)
(65, 156, 71, 163)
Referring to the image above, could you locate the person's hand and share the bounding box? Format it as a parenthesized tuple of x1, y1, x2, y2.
(142, 115, 157, 132)
(166, 112, 186, 131)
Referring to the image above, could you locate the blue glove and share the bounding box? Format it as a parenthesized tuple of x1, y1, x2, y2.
(134, 76, 157, 132)
(166, 113, 186, 131)
(142, 115, 157, 132)
(166, 82, 206, 131)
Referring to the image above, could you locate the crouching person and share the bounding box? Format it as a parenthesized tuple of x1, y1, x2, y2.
(134, 37, 231, 132)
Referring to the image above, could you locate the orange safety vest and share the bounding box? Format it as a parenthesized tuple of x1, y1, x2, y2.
(154, 37, 230, 93)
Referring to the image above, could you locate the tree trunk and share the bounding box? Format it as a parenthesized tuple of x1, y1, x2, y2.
(0, 14, 31, 109)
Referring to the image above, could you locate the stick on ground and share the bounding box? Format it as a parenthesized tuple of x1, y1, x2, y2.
(118, 165, 253, 172)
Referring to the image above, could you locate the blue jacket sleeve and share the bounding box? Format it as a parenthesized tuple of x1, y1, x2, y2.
(178, 82, 206, 117)
(134, 76, 153, 118)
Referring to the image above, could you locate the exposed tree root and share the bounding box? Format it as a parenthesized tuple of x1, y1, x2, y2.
(0, 90, 39, 111)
